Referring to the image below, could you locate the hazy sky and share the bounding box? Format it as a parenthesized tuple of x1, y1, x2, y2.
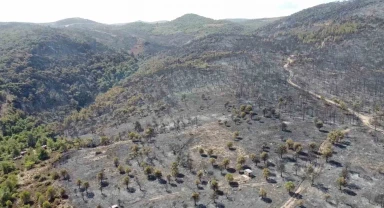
(1, 0, 336, 24)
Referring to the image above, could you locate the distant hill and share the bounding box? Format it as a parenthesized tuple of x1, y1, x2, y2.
(47, 17, 101, 27)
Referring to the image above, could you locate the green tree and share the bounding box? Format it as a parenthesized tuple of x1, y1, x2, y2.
(154, 169, 163, 179)
(46, 186, 56, 201)
(42, 201, 51, 208)
(277, 144, 288, 158)
(286, 139, 294, 149)
(263, 168, 270, 180)
(195, 179, 200, 188)
(336, 177, 347, 190)
(118, 165, 125, 174)
(321, 146, 333, 162)
(97, 171, 104, 184)
(19, 191, 31, 204)
(5, 200, 12, 208)
(285, 181, 295, 194)
(37, 147, 49, 161)
(207, 149, 214, 157)
(314, 118, 324, 131)
(1, 162, 15, 174)
(209, 158, 216, 167)
(113, 157, 119, 167)
(51, 171, 59, 180)
(260, 152, 269, 165)
(76, 179, 82, 189)
(60, 169, 69, 180)
(171, 162, 179, 177)
(309, 142, 317, 152)
(222, 158, 230, 169)
(166, 174, 172, 184)
(144, 166, 153, 176)
(123, 176, 130, 189)
(237, 156, 246, 166)
(225, 174, 234, 184)
(37, 195, 45, 207)
(125, 167, 132, 175)
(259, 187, 267, 199)
(191, 192, 200, 206)
(197, 170, 203, 181)
(211, 179, 219, 191)
(83, 181, 90, 193)
(198, 148, 204, 155)
(227, 142, 233, 149)
(59, 188, 66, 198)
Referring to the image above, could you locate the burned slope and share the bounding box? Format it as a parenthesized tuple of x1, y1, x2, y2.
(258, 0, 384, 117)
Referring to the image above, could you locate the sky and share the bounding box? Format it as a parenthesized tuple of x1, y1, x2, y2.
(0, 0, 337, 24)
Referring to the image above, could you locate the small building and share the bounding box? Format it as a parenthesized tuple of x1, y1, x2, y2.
(42, 145, 47, 149)
(244, 169, 253, 177)
(110, 205, 119, 208)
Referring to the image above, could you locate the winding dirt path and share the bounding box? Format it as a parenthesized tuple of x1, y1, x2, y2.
(280, 63, 383, 208)
(284, 64, 383, 134)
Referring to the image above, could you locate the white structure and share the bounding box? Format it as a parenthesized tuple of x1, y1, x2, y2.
(244, 169, 253, 176)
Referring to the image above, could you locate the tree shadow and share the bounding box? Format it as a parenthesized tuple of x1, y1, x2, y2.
(229, 147, 236, 151)
(170, 183, 177, 187)
(341, 141, 351, 146)
(347, 183, 360, 190)
(226, 168, 236, 173)
(267, 161, 275, 167)
(201, 154, 208, 158)
(128, 187, 136, 193)
(216, 203, 225, 208)
(229, 182, 239, 187)
(261, 197, 272, 203)
(299, 151, 308, 157)
(320, 129, 329, 133)
(314, 183, 329, 193)
(197, 204, 207, 208)
(177, 173, 185, 178)
(235, 137, 243, 141)
(147, 175, 157, 181)
(263, 146, 270, 151)
(201, 180, 208, 186)
(328, 160, 343, 167)
(210, 155, 218, 159)
(293, 193, 303, 199)
(283, 129, 292, 133)
(198, 186, 204, 190)
(284, 157, 295, 163)
(86, 192, 95, 198)
(216, 190, 224, 196)
(334, 143, 347, 149)
(101, 181, 109, 187)
(267, 178, 277, 183)
(175, 178, 184, 184)
(343, 189, 357, 196)
(158, 178, 167, 184)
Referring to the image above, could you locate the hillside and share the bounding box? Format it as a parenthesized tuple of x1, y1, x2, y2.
(0, 23, 138, 119)
(0, 1, 384, 208)
(258, 0, 384, 120)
